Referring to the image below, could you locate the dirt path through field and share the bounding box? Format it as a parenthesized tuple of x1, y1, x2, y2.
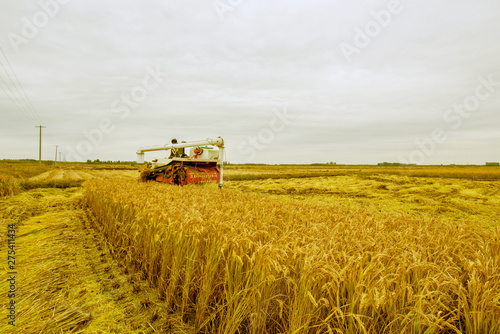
(0, 188, 174, 333)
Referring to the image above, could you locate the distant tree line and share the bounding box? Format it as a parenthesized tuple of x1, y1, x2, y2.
(378, 162, 417, 166)
(86, 159, 137, 164)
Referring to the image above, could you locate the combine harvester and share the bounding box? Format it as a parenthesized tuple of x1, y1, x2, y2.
(136, 137, 225, 188)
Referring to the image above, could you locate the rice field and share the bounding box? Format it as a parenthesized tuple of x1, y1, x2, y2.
(83, 177, 500, 333)
(1, 162, 499, 333)
(0, 162, 138, 197)
(227, 173, 500, 225)
(223, 165, 500, 181)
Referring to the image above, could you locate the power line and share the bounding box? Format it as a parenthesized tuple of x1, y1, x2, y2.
(0, 47, 43, 125)
(0, 48, 42, 124)
(0, 47, 41, 122)
(0, 72, 38, 126)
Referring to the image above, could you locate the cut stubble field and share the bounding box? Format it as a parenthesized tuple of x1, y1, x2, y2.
(228, 173, 500, 225)
(1, 163, 499, 333)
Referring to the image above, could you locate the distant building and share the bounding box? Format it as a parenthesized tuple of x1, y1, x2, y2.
(485, 162, 499, 166)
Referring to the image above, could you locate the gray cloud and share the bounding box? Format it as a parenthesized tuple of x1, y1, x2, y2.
(0, 0, 499, 164)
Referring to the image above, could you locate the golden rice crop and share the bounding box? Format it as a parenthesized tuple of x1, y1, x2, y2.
(224, 165, 500, 181)
(83, 178, 500, 333)
(0, 162, 52, 197)
(0, 175, 21, 197)
(0, 161, 51, 178)
(228, 174, 500, 225)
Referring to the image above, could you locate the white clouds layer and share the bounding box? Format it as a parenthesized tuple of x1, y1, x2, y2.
(0, 0, 499, 164)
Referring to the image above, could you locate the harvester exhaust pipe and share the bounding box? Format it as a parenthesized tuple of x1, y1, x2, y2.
(218, 146, 225, 189)
(137, 153, 145, 164)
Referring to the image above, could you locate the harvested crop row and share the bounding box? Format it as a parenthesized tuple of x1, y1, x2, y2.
(83, 178, 500, 333)
(0, 175, 22, 197)
(223, 165, 500, 181)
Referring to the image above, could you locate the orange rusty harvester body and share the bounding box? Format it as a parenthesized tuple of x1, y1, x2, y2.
(141, 161, 220, 185)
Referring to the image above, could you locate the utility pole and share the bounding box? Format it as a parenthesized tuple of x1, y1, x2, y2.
(54, 145, 58, 166)
(35, 125, 46, 167)
(59, 152, 61, 164)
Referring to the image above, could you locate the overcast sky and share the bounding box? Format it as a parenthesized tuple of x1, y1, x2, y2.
(0, 0, 499, 164)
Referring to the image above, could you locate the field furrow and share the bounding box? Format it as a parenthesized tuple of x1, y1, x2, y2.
(0, 188, 178, 333)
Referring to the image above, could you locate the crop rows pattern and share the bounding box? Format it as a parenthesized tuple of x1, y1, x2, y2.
(83, 178, 500, 333)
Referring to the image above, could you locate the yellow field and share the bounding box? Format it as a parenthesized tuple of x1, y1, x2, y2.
(0, 162, 138, 197)
(0, 187, 180, 333)
(223, 165, 500, 181)
(1, 162, 499, 333)
(228, 174, 500, 225)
